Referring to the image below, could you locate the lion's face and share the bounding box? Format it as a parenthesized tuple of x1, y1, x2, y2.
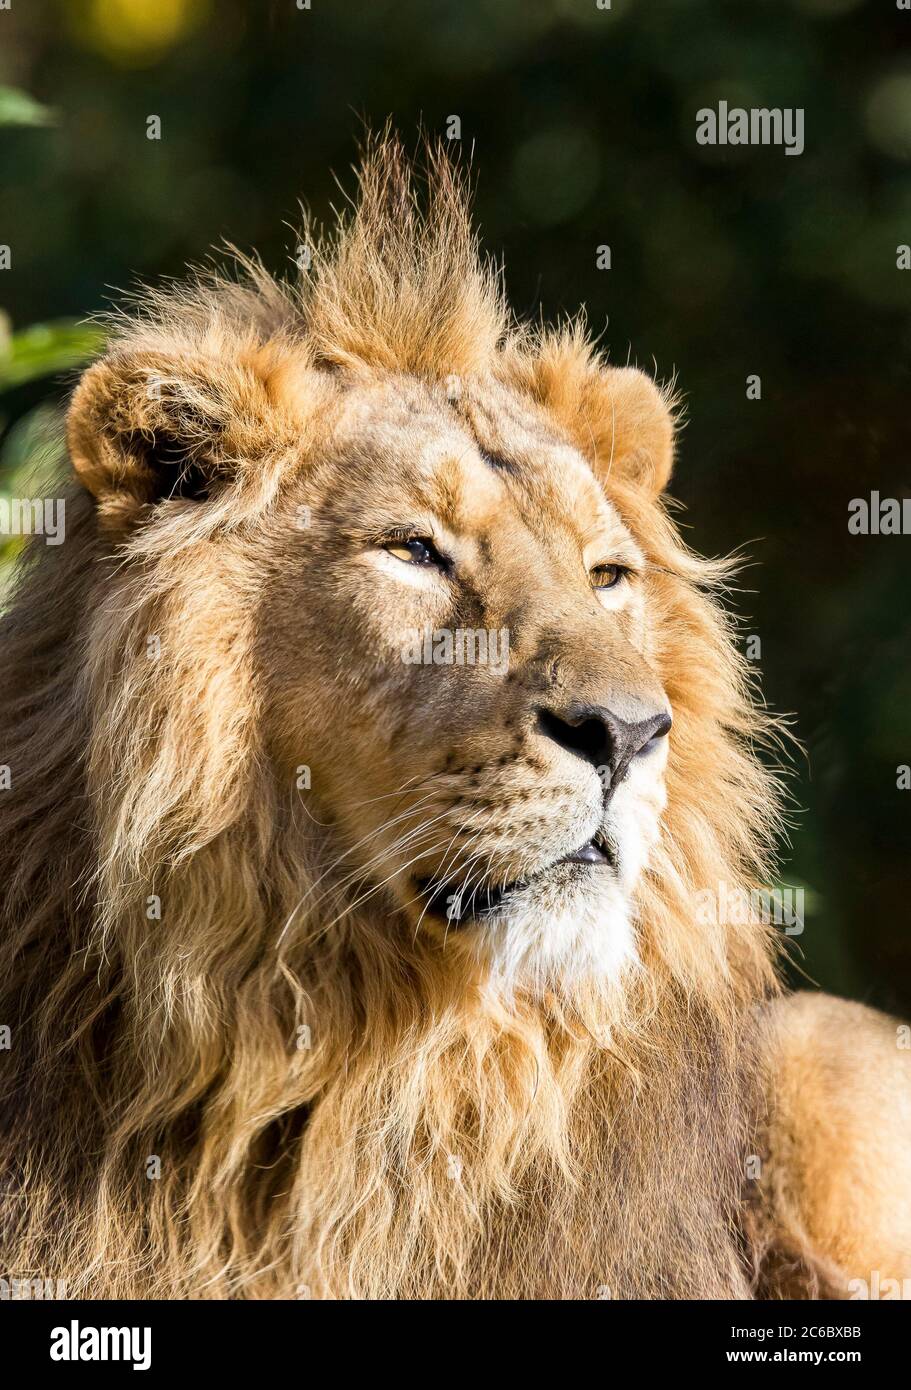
(260, 371, 671, 986)
(64, 141, 704, 997)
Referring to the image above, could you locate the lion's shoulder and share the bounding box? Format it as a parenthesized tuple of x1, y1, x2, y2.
(757, 990, 911, 1292)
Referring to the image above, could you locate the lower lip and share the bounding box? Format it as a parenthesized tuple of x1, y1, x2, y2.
(559, 842, 610, 867)
(417, 842, 613, 926)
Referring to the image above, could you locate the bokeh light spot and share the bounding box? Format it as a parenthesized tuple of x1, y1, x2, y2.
(865, 71, 911, 160)
(511, 127, 600, 226)
(71, 0, 211, 66)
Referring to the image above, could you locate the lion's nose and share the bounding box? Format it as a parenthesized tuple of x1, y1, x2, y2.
(536, 703, 671, 787)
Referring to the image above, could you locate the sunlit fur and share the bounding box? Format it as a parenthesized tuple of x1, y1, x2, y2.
(0, 137, 794, 1299)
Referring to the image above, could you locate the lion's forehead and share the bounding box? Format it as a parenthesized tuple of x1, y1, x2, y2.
(326, 373, 622, 553)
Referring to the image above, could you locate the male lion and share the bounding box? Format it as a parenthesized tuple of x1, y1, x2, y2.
(0, 139, 908, 1300)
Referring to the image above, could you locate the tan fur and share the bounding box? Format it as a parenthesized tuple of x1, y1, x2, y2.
(753, 994, 911, 1297)
(0, 135, 906, 1299)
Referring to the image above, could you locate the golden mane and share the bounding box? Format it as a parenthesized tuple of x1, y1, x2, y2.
(0, 136, 786, 1298)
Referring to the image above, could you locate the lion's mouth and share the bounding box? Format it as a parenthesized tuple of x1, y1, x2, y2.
(415, 832, 616, 927)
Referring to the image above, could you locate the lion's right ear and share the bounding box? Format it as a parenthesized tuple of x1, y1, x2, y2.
(507, 333, 678, 500)
(580, 365, 677, 498)
(67, 344, 286, 526)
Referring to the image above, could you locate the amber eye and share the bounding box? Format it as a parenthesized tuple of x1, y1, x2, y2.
(385, 537, 444, 567)
(590, 563, 627, 590)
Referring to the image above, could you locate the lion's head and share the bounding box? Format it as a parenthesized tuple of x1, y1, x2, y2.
(0, 138, 783, 1298)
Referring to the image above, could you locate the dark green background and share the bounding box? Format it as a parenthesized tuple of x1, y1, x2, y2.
(1, 0, 909, 1012)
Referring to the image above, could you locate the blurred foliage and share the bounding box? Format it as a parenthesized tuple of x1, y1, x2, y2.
(0, 315, 104, 390)
(0, 0, 909, 1011)
(0, 84, 56, 127)
(0, 402, 70, 604)
(0, 70, 101, 587)
(0, 310, 102, 590)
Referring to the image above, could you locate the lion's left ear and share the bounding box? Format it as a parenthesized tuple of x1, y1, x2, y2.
(511, 344, 677, 498)
(66, 339, 299, 529)
(582, 365, 676, 497)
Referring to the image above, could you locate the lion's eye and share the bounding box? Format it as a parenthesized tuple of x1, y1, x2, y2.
(590, 564, 627, 590)
(385, 537, 444, 567)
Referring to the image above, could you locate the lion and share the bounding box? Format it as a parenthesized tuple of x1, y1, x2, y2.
(0, 137, 908, 1301)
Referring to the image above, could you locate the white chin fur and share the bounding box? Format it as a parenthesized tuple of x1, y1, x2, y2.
(471, 869, 638, 993)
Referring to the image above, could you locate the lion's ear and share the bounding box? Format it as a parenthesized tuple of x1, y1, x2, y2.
(583, 366, 676, 497)
(515, 344, 677, 498)
(67, 344, 281, 524)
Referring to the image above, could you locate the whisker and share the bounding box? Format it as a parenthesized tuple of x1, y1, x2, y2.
(279, 806, 457, 949)
(276, 791, 443, 947)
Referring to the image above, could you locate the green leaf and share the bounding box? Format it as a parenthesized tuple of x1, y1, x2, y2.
(0, 401, 67, 493)
(0, 320, 105, 391)
(0, 85, 56, 128)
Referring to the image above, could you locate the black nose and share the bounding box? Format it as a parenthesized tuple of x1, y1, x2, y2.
(536, 702, 671, 787)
